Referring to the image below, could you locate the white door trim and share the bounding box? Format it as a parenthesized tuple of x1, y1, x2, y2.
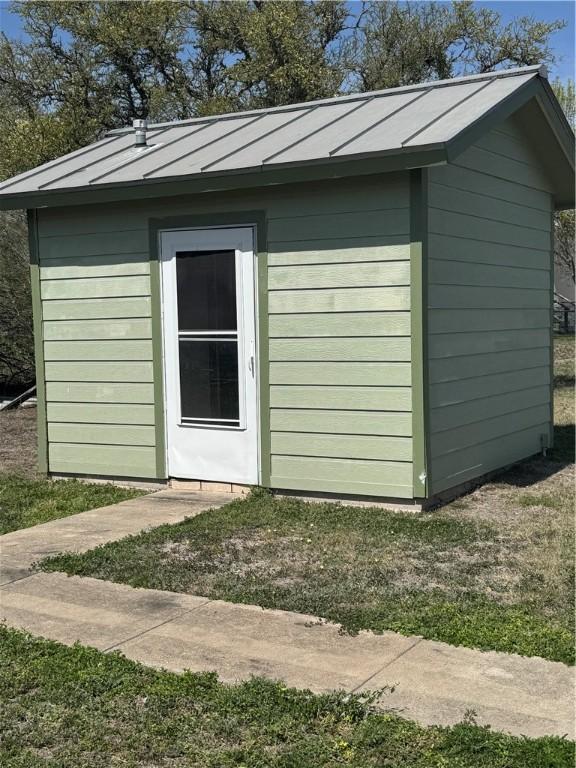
(159, 226, 259, 484)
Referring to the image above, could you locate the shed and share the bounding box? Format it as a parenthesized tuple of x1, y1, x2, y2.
(0, 65, 573, 504)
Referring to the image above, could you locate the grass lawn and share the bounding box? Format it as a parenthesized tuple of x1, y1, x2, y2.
(41, 337, 575, 663)
(0, 474, 145, 534)
(0, 407, 146, 534)
(1, 626, 572, 768)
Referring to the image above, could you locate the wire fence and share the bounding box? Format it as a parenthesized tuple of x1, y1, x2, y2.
(554, 296, 575, 335)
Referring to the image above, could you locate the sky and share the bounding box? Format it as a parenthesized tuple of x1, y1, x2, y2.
(0, 0, 574, 82)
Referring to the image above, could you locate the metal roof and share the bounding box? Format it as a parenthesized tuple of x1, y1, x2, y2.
(0, 65, 570, 204)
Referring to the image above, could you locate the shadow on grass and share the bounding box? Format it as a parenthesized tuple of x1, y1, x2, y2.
(553, 374, 575, 389)
(549, 423, 575, 465)
(493, 424, 574, 489)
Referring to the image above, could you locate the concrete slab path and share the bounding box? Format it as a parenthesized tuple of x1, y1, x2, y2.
(1, 489, 573, 739)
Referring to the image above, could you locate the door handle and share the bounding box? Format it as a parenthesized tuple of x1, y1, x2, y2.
(249, 341, 255, 377)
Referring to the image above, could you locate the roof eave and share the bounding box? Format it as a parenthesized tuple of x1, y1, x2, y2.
(0, 146, 448, 211)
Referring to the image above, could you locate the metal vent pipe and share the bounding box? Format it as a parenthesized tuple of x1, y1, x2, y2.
(133, 119, 148, 147)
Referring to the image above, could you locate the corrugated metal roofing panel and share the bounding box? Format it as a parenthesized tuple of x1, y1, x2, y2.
(206, 100, 360, 172)
(0, 66, 553, 199)
(149, 106, 314, 177)
(88, 123, 212, 184)
(42, 125, 200, 189)
(262, 91, 421, 166)
(2, 132, 140, 194)
(333, 80, 489, 156)
(403, 72, 535, 146)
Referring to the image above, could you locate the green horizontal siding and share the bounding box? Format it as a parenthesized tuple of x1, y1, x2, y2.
(37, 172, 413, 493)
(44, 340, 153, 361)
(429, 285, 549, 309)
(430, 386, 550, 433)
(455, 146, 553, 193)
(431, 424, 549, 494)
(47, 403, 155, 425)
(429, 308, 550, 334)
(46, 381, 154, 404)
(268, 243, 409, 266)
(268, 208, 409, 241)
(269, 312, 410, 338)
(269, 362, 411, 386)
(267, 173, 408, 217)
(270, 385, 411, 411)
(428, 234, 550, 271)
(429, 329, 550, 358)
(49, 443, 156, 478)
(41, 275, 150, 300)
(427, 115, 553, 495)
(430, 366, 549, 407)
(428, 260, 550, 290)
(266, 174, 412, 496)
(476, 127, 544, 167)
(429, 347, 550, 384)
(429, 182, 551, 232)
(431, 404, 550, 458)
(271, 432, 413, 461)
(42, 296, 152, 321)
(37, 214, 156, 479)
(39, 229, 148, 258)
(40, 253, 150, 280)
(267, 475, 414, 499)
(45, 361, 154, 383)
(431, 163, 550, 210)
(270, 338, 410, 362)
(48, 423, 155, 446)
(429, 208, 550, 250)
(43, 318, 152, 341)
(271, 409, 412, 436)
(268, 261, 409, 290)
(269, 286, 411, 314)
(270, 456, 413, 498)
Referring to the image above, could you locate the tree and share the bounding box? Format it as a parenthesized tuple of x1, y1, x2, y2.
(346, 0, 565, 91)
(551, 80, 575, 292)
(0, 210, 34, 390)
(188, 1, 348, 112)
(0, 0, 571, 389)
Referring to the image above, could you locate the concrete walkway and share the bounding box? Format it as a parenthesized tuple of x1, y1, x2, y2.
(1, 490, 573, 739)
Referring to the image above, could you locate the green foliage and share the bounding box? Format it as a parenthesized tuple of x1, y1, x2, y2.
(0, 473, 145, 534)
(552, 78, 575, 129)
(1, 625, 573, 767)
(346, 0, 565, 90)
(0, 0, 569, 388)
(0, 210, 33, 389)
(551, 80, 575, 289)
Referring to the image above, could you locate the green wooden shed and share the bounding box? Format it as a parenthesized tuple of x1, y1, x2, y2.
(0, 65, 573, 504)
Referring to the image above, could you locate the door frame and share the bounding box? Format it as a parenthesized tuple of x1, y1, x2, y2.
(148, 211, 269, 483)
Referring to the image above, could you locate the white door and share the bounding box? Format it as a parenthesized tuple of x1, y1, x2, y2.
(160, 227, 259, 484)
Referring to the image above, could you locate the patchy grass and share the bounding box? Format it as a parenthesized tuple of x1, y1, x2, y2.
(0, 406, 38, 477)
(42, 337, 575, 663)
(551, 335, 575, 463)
(0, 406, 147, 533)
(42, 484, 574, 664)
(0, 475, 145, 534)
(0, 626, 572, 768)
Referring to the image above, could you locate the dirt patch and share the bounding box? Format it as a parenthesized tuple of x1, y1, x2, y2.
(0, 407, 38, 477)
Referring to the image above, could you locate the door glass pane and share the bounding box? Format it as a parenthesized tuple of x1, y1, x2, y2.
(176, 250, 237, 331)
(178, 339, 239, 423)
